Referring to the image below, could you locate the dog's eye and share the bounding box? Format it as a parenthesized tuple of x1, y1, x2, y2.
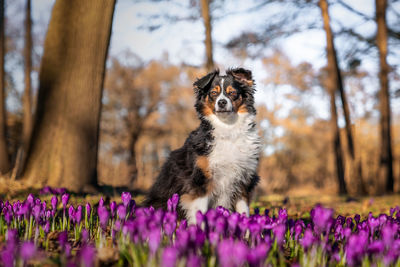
(210, 91, 218, 96)
(228, 91, 237, 97)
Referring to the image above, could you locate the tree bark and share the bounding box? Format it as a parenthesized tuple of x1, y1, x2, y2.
(0, 0, 10, 175)
(319, 0, 347, 195)
(376, 0, 393, 193)
(200, 0, 214, 71)
(319, 0, 365, 195)
(22, 0, 116, 191)
(23, 0, 33, 152)
(12, 0, 34, 179)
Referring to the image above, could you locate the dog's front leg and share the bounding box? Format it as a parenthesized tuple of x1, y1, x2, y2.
(181, 195, 209, 225)
(235, 198, 249, 217)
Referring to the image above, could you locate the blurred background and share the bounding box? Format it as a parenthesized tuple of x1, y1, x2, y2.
(1, 0, 400, 197)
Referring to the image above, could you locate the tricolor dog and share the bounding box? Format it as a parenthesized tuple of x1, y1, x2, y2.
(144, 68, 261, 224)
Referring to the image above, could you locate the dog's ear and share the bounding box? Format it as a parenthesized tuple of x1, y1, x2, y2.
(227, 68, 254, 87)
(193, 69, 219, 96)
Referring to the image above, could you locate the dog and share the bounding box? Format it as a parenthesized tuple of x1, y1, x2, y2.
(144, 68, 261, 224)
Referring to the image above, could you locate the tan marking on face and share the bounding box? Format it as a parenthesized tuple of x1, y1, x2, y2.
(245, 80, 254, 87)
(210, 85, 221, 96)
(196, 156, 211, 179)
(226, 85, 236, 95)
(202, 95, 214, 116)
(237, 102, 248, 113)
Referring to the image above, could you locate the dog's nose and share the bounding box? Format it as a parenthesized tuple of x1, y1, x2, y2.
(218, 99, 227, 108)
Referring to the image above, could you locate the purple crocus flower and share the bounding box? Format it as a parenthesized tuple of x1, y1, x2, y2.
(81, 229, 89, 243)
(79, 244, 96, 267)
(44, 220, 50, 234)
(148, 228, 161, 255)
(32, 204, 41, 222)
(27, 194, 35, 207)
(6, 229, 19, 251)
(98, 206, 109, 231)
(175, 229, 190, 251)
(59, 231, 68, 249)
(218, 240, 248, 267)
(4, 208, 12, 225)
(76, 205, 83, 224)
(368, 216, 379, 235)
(61, 193, 69, 209)
(215, 216, 227, 236)
(99, 197, 105, 207)
(68, 205, 76, 222)
(121, 192, 131, 207)
(117, 204, 127, 220)
(382, 223, 396, 247)
(311, 205, 333, 235)
(368, 240, 384, 254)
(345, 232, 368, 266)
(39, 186, 52, 195)
(168, 193, 179, 212)
(273, 224, 286, 247)
(163, 212, 177, 237)
(51, 195, 58, 211)
(208, 231, 219, 246)
(247, 243, 269, 267)
(1, 249, 14, 267)
(300, 228, 315, 251)
(196, 211, 204, 227)
(162, 246, 178, 267)
(20, 241, 36, 262)
(228, 213, 240, 234)
(55, 188, 67, 195)
(278, 208, 288, 224)
(110, 201, 117, 218)
(354, 214, 361, 224)
(186, 254, 202, 267)
(294, 220, 304, 240)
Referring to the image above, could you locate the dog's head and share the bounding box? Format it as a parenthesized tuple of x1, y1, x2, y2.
(193, 68, 256, 120)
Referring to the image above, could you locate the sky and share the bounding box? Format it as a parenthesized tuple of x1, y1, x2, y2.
(8, 0, 400, 122)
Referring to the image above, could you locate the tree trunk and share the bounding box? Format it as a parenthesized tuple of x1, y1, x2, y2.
(319, 0, 365, 195)
(0, 0, 10, 175)
(200, 0, 214, 71)
(319, 0, 347, 195)
(127, 132, 140, 188)
(376, 0, 393, 193)
(12, 0, 33, 179)
(22, 0, 116, 191)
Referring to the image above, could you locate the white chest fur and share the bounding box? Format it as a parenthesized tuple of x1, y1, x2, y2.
(207, 113, 261, 208)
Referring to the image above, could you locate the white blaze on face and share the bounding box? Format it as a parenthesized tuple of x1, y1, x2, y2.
(215, 78, 233, 112)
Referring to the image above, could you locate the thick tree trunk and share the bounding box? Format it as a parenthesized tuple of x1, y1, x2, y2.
(22, 0, 116, 191)
(376, 0, 393, 193)
(23, 0, 33, 152)
(319, 0, 347, 195)
(200, 0, 214, 71)
(0, 0, 10, 175)
(12, 0, 33, 179)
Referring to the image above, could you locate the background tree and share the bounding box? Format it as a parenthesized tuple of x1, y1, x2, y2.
(0, 0, 10, 175)
(21, 0, 116, 192)
(11, 0, 33, 179)
(200, 0, 214, 71)
(376, 0, 394, 193)
(99, 56, 199, 190)
(319, 0, 346, 195)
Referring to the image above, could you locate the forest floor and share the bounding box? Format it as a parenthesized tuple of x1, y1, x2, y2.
(1, 177, 399, 219)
